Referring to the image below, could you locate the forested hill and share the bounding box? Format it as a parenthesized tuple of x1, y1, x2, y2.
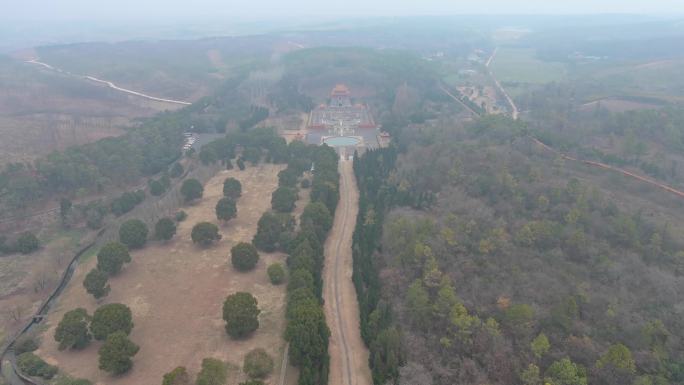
(0, 68, 276, 216)
(353, 114, 684, 385)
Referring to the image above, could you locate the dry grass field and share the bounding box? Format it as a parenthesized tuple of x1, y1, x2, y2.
(36, 163, 298, 385)
(0, 228, 90, 347)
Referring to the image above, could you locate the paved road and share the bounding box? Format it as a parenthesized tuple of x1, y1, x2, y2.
(486, 47, 520, 120)
(323, 160, 372, 385)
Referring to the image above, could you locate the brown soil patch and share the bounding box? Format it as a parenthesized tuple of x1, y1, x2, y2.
(37, 164, 290, 385)
(323, 161, 372, 385)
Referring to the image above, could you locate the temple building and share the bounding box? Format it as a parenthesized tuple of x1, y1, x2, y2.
(308, 84, 376, 131)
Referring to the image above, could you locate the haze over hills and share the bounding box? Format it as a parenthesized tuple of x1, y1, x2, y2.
(1, 5, 684, 385)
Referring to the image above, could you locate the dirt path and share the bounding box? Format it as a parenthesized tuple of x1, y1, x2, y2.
(323, 160, 372, 385)
(26, 60, 191, 105)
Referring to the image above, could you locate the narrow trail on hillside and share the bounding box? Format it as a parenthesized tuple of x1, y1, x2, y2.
(530, 137, 684, 199)
(323, 160, 372, 385)
(26, 59, 191, 105)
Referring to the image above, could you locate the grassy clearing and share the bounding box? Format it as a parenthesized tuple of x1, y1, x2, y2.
(491, 47, 567, 84)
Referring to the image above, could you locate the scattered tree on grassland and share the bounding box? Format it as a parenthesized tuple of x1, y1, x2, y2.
(90, 303, 134, 340)
(175, 210, 188, 222)
(243, 348, 274, 379)
(119, 219, 148, 249)
(231, 242, 259, 271)
(155, 217, 177, 241)
(252, 212, 294, 252)
(54, 308, 92, 350)
(271, 187, 297, 212)
(223, 177, 242, 199)
(195, 358, 227, 385)
(16, 352, 58, 379)
(223, 292, 260, 338)
(181, 179, 203, 202)
(83, 268, 110, 299)
(191, 222, 221, 245)
(96, 242, 131, 276)
(162, 366, 190, 385)
(267, 263, 285, 284)
(98, 331, 139, 375)
(16, 232, 40, 254)
(216, 197, 237, 222)
(278, 168, 299, 187)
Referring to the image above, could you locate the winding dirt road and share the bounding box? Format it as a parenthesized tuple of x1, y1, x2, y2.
(323, 160, 372, 385)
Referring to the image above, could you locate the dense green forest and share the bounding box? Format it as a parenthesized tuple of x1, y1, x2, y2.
(352, 107, 684, 385)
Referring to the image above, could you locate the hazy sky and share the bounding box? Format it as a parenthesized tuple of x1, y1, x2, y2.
(5, 0, 684, 21)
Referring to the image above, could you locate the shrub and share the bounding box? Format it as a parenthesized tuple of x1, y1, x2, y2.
(175, 210, 188, 222)
(223, 177, 242, 199)
(237, 158, 246, 170)
(300, 179, 310, 189)
(195, 358, 227, 385)
(267, 263, 285, 285)
(54, 308, 91, 350)
(96, 242, 131, 276)
(15, 232, 40, 254)
(191, 222, 221, 246)
(83, 268, 110, 299)
(55, 376, 93, 385)
(90, 303, 133, 340)
(17, 352, 58, 379)
(216, 197, 237, 222)
(223, 292, 260, 338)
(119, 219, 148, 249)
(155, 218, 177, 241)
(98, 331, 139, 375)
(162, 366, 190, 385)
(13, 336, 38, 355)
(231, 242, 259, 271)
(243, 348, 274, 379)
(181, 179, 203, 202)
